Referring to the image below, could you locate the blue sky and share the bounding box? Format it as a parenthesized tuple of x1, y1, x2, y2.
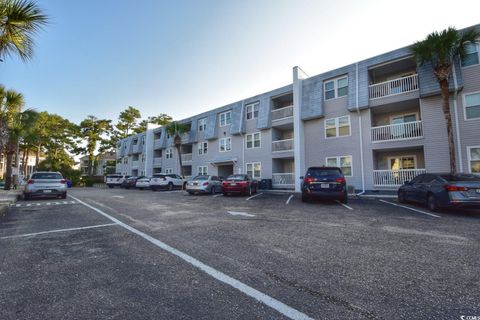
(1, 0, 479, 124)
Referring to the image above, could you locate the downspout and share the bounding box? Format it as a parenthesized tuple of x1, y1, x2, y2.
(355, 62, 366, 196)
(452, 62, 463, 172)
(239, 101, 245, 174)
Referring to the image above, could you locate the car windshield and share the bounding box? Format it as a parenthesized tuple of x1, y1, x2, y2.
(32, 173, 62, 179)
(108, 175, 121, 178)
(440, 174, 480, 182)
(153, 175, 165, 178)
(306, 168, 342, 178)
(193, 176, 209, 180)
(226, 175, 247, 181)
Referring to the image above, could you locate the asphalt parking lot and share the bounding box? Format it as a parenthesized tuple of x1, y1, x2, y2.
(1, 187, 479, 320)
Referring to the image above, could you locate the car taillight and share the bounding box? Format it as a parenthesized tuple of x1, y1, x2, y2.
(304, 177, 315, 183)
(27, 179, 34, 184)
(336, 177, 346, 183)
(203, 182, 209, 186)
(444, 185, 468, 191)
(60, 179, 66, 184)
(222, 181, 228, 186)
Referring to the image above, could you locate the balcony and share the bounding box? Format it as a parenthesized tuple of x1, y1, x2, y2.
(154, 139, 163, 149)
(369, 74, 418, 100)
(272, 139, 294, 152)
(153, 157, 162, 167)
(371, 120, 423, 142)
(271, 105, 293, 121)
(272, 173, 295, 189)
(373, 169, 426, 187)
(181, 153, 192, 163)
(132, 160, 140, 168)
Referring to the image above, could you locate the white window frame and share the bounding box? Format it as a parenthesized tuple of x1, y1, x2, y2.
(198, 142, 208, 155)
(461, 41, 480, 68)
(245, 102, 259, 120)
(467, 146, 480, 174)
(246, 132, 261, 149)
(166, 148, 173, 159)
(219, 111, 232, 127)
(219, 137, 232, 152)
(246, 162, 261, 179)
(165, 168, 173, 174)
(324, 76, 348, 100)
(198, 166, 208, 175)
(325, 155, 353, 177)
(198, 118, 207, 132)
(387, 155, 417, 170)
(324, 115, 351, 139)
(463, 91, 480, 121)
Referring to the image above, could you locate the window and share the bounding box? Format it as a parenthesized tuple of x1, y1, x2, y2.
(132, 139, 138, 145)
(141, 136, 145, 145)
(246, 132, 261, 149)
(198, 118, 207, 132)
(468, 146, 480, 174)
(246, 102, 259, 120)
(326, 156, 352, 176)
(388, 156, 416, 170)
(198, 166, 208, 175)
(462, 42, 479, 67)
(166, 148, 173, 159)
(198, 142, 208, 155)
(219, 111, 232, 127)
(165, 168, 173, 174)
(246, 162, 261, 179)
(465, 92, 480, 120)
(324, 76, 348, 100)
(141, 154, 145, 162)
(219, 137, 231, 152)
(325, 115, 350, 138)
(123, 157, 128, 164)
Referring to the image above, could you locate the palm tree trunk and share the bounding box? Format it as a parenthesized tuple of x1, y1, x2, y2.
(4, 151, 13, 190)
(176, 145, 184, 177)
(439, 79, 456, 174)
(21, 148, 27, 176)
(24, 149, 30, 176)
(35, 144, 41, 168)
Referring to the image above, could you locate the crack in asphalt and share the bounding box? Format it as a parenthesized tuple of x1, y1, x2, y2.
(265, 272, 379, 320)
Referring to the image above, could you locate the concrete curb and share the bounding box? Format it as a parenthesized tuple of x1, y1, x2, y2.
(0, 190, 23, 218)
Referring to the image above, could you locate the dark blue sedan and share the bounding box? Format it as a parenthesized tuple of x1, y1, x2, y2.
(397, 173, 480, 211)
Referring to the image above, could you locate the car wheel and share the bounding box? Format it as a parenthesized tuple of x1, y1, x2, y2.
(108, 185, 114, 189)
(223, 192, 228, 196)
(188, 191, 194, 195)
(61, 193, 67, 199)
(427, 194, 438, 212)
(210, 186, 215, 195)
(24, 193, 30, 200)
(247, 187, 252, 196)
(167, 183, 173, 191)
(340, 192, 348, 204)
(301, 193, 308, 202)
(398, 191, 406, 203)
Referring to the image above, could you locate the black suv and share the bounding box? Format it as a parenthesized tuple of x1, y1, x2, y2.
(301, 167, 348, 203)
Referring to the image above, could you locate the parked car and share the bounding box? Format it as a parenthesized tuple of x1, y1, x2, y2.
(106, 174, 130, 188)
(136, 177, 151, 190)
(222, 174, 258, 196)
(186, 175, 222, 195)
(398, 173, 480, 211)
(23, 171, 67, 200)
(121, 176, 140, 189)
(150, 174, 184, 191)
(301, 166, 348, 203)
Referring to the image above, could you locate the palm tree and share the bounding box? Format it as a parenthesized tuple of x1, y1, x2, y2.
(78, 116, 112, 176)
(411, 27, 479, 174)
(165, 121, 190, 178)
(0, 0, 48, 62)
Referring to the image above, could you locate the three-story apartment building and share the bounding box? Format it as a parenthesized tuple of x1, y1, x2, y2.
(115, 24, 480, 193)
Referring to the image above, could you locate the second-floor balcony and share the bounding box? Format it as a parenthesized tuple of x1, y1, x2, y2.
(271, 105, 293, 121)
(153, 157, 162, 167)
(272, 139, 294, 152)
(369, 74, 418, 100)
(132, 160, 140, 168)
(371, 120, 423, 143)
(181, 153, 192, 163)
(154, 139, 163, 149)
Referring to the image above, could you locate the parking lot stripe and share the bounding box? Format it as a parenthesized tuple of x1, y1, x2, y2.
(213, 194, 223, 198)
(70, 195, 313, 320)
(0, 223, 118, 240)
(286, 195, 294, 205)
(335, 200, 353, 210)
(246, 193, 263, 201)
(227, 211, 256, 217)
(379, 200, 441, 218)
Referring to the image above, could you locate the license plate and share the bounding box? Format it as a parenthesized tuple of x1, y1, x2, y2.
(320, 183, 330, 188)
(230, 183, 237, 186)
(43, 190, 52, 193)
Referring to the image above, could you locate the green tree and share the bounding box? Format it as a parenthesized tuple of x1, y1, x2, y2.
(165, 121, 190, 178)
(0, 0, 48, 62)
(78, 115, 112, 176)
(412, 27, 479, 174)
(116, 106, 141, 138)
(135, 113, 172, 133)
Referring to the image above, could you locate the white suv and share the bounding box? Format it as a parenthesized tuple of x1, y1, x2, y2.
(106, 174, 129, 188)
(150, 174, 185, 191)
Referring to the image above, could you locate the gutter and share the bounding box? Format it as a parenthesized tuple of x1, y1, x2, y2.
(355, 62, 366, 196)
(452, 62, 463, 172)
(239, 101, 245, 174)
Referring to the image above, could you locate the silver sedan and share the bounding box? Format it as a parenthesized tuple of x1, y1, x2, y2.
(24, 171, 67, 200)
(186, 175, 222, 195)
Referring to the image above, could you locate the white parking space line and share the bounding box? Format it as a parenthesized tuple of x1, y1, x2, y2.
(379, 199, 441, 218)
(69, 195, 313, 320)
(11, 201, 77, 208)
(0, 223, 118, 240)
(213, 194, 223, 198)
(112, 196, 124, 198)
(227, 211, 256, 217)
(335, 200, 354, 210)
(286, 195, 294, 205)
(246, 193, 263, 201)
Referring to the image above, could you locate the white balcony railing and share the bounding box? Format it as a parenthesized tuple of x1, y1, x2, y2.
(373, 169, 426, 187)
(131, 160, 140, 168)
(271, 105, 293, 121)
(272, 139, 294, 152)
(153, 157, 162, 166)
(369, 74, 418, 99)
(181, 153, 192, 162)
(272, 173, 295, 187)
(371, 120, 423, 142)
